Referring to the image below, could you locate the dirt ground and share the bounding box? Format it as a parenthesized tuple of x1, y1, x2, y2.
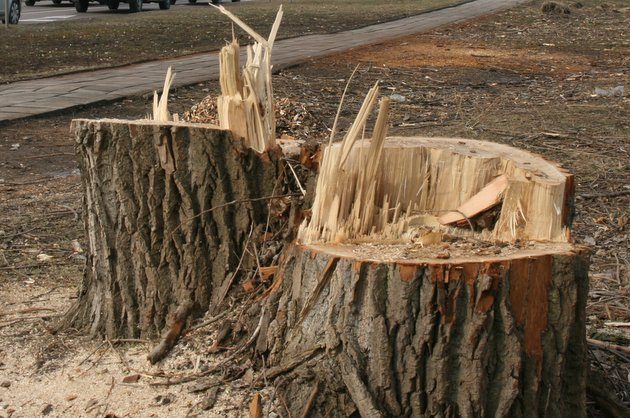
(0, 0, 628, 416)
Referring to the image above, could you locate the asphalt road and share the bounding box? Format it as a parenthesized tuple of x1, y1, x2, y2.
(19, 0, 230, 25)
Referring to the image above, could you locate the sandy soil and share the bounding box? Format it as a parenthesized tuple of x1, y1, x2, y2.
(1, 1, 628, 416)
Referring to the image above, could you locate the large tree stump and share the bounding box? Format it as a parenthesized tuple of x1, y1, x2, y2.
(261, 135, 589, 417)
(63, 119, 283, 338)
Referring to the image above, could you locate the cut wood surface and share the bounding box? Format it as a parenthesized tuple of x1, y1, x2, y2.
(300, 135, 574, 244)
(62, 118, 283, 338)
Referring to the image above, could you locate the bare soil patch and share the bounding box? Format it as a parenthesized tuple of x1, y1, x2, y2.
(0, 0, 628, 415)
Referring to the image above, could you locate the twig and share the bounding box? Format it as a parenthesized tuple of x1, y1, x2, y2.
(147, 301, 194, 364)
(107, 339, 131, 372)
(188, 310, 229, 332)
(110, 338, 151, 344)
(24, 153, 74, 160)
(77, 341, 108, 367)
(300, 381, 320, 418)
(587, 338, 630, 356)
(215, 223, 255, 309)
(151, 307, 267, 387)
(0, 307, 56, 316)
(329, 64, 360, 146)
(275, 384, 292, 418)
(283, 158, 306, 196)
(169, 194, 300, 239)
(580, 190, 630, 199)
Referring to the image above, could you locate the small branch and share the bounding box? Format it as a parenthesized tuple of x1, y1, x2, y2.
(169, 194, 300, 239)
(0, 307, 56, 317)
(24, 153, 74, 160)
(215, 223, 254, 309)
(188, 310, 229, 333)
(300, 381, 320, 418)
(147, 301, 194, 364)
(283, 159, 306, 196)
(587, 338, 630, 356)
(580, 190, 630, 199)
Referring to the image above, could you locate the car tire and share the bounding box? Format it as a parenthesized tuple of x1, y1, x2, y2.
(25, 0, 35, 6)
(75, 0, 89, 12)
(128, 0, 142, 12)
(188, 0, 196, 3)
(52, 0, 62, 4)
(8, 0, 20, 24)
(170, 0, 176, 4)
(158, 0, 169, 9)
(108, 0, 119, 9)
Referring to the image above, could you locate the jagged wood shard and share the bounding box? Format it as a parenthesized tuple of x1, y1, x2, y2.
(215, 5, 283, 153)
(300, 136, 574, 244)
(152, 66, 175, 122)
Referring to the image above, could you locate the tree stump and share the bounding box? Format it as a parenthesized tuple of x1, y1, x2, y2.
(63, 119, 283, 338)
(262, 136, 589, 417)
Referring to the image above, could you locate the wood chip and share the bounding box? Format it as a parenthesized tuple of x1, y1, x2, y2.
(438, 174, 509, 225)
(122, 374, 141, 384)
(249, 392, 262, 418)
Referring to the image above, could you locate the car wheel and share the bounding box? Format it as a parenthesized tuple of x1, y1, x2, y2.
(52, 0, 62, 4)
(75, 0, 88, 12)
(7, 0, 20, 24)
(170, 0, 175, 4)
(188, 0, 196, 3)
(24, 0, 35, 6)
(158, 0, 169, 9)
(128, 0, 142, 12)
(108, 0, 119, 9)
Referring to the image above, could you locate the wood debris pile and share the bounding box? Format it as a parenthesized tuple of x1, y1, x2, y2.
(183, 95, 326, 141)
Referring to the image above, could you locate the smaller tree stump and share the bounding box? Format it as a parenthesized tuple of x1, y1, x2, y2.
(63, 119, 283, 338)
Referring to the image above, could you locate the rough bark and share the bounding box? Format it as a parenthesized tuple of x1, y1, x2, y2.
(263, 244, 589, 417)
(63, 119, 283, 339)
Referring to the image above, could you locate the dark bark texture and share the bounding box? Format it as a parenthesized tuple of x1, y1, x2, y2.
(263, 245, 589, 417)
(63, 119, 282, 338)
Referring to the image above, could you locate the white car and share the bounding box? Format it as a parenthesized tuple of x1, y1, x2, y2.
(0, 0, 20, 24)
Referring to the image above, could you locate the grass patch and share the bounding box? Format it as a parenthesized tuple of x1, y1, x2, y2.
(0, 0, 465, 83)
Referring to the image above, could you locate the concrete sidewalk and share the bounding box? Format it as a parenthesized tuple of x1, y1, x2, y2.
(0, 0, 526, 122)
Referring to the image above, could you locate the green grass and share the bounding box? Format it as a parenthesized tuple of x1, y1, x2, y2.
(0, 0, 466, 84)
